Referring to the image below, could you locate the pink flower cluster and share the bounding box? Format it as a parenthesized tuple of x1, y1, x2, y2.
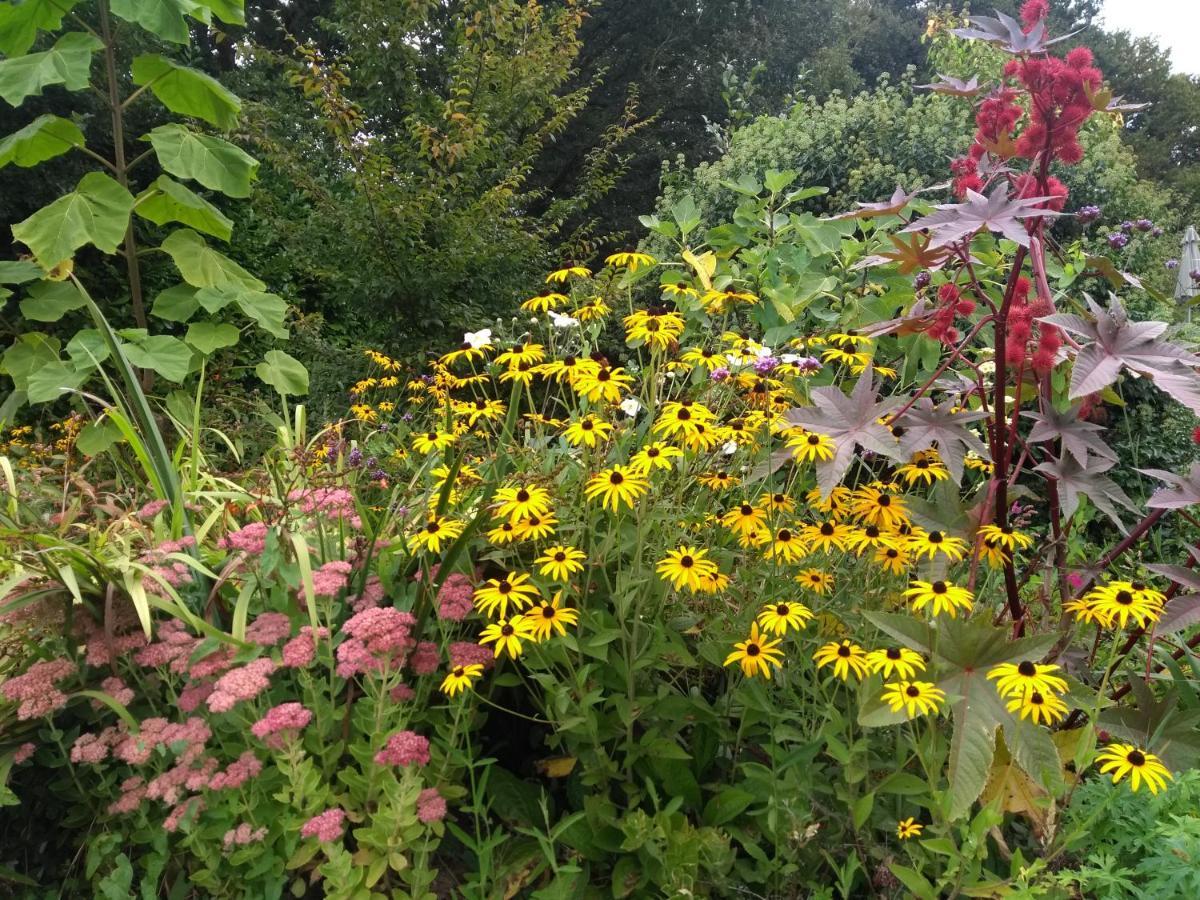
(139, 536, 198, 596)
(289, 487, 362, 529)
(165, 797, 204, 832)
(208, 751, 263, 791)
(207, 658, 276, 713)
(13, 743, 35, 764)
(300, 808, 345, 842)
(250, 702, 313, 748)
(409, 641, 439, 676)
(245, 612, 293, 647)
(336, 607, 414, 678)
(449, 641, 495, 671)
(374, 730, 430, 768)
(223, 823, 267, 850)
(218, 521, 269, 555)
(349, 575, 386, 613)
(437, 573, 475, 621)
(137, 499, 169, 520)
(313, 560, 353, 598)
(1, 658, 76, 720)
(417, 787, 447, 823)
(96, 676, 134, 708)
(281, 625, 328, 668)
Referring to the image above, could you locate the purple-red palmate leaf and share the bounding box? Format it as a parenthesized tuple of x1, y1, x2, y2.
(893, 397, 988, 484)
(1022, 404, 1116, 468)
(1033, 452, 1138, 529)
(951, 10, 1076, 55)
(902, 186, 1061, 249)
(916, 74, 987, 97)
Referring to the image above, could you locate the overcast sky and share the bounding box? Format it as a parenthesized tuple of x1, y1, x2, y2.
(1101, 0, 1200, 75)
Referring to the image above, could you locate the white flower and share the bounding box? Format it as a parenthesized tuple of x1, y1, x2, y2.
(753, 344, 775, 359)
(619, 397, 642, 418)
(550, 312, 579, 329)
(463, 328, 492, 349)
(780, 353, 802, 364)
(722, 441, 738, 455)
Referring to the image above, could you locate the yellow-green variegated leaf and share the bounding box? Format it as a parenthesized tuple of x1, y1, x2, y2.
(11, 172, 135, 269)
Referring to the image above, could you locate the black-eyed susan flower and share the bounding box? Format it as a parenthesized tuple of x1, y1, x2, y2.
(538, 354, 597, 384)
(535, 545, 586, 581)
(652, 400, 716, 438)
(698, 470, 738, 491)
(979, 537, 1012, 570)
(1062, 594, 1109, 625)
(479, 616, 534, 659)
(605, 251, 655, 272)
(474, 572, 541, 619)
(1084, 580, 1165, 629)
(680, 347, 728, 371)
(573, 366, 634, 404)
(787, 430, 836, 464)
(696, 570, 730, 594)
(409, 516, 465, 554)
(656, 546, 720, 593)
(495, 342, 546, 367)
(724, 622, 785, 678)
(584, 465, 649, 511)
(977, 523, 1034, 552)
(883, 681, 946, 717)
(844, 525, 901, 556)
(795, 568, 834, 594)
(986, 661, 1067, 699)
(896, 450, 950, 486)
(350, 403, 378, 422)
(455, 397, 507, 426)
(903, 580, 973, 618)
(866, 647, 925, 680)
(1095, 743, 1173, 794)
(521, 289, 569, 312)
(849, 486, 910, 531)
(526, 593, 580, 641)
(765, 526, 809, 564)
(486, 520, 520, 545)
(803, 520, 853, 554)
(760, 492, 796, 514)
(499, 361, 537, 385)
(806, 486, 851, 519)
(412, 430, 457, 454)
(896, 818, 923, 840)
(441, 663, 484, 696)
(629, 441, 683, 474)
(563, 415, 613, 448)
(573, 296, 612, 321)
(757, 600, 814, 635)
(493, 483, 553, 524)
(721, 502, 768, 537)
(814, 640, 870, 681)
(1007, 689, 1067, 725)
(906, 528, 968, 561)
(547, 264, 591, 283)
(678, 421, 723, 452)
(513, 513, 557, 541)
(625, 308, 685, 350)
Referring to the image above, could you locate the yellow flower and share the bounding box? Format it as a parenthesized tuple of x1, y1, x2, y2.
(873, 544, 911, 576)
(724, 622, 785, 678)
(765, 526, 809, 564)
(760, 491, 796, 514)
(563, 415, 613, 448)
(1007, 689, 1067, 725)
(625, 308, 685, 350)
(903, 579, 973, 618)
(605, 251, 655, 272)
(512, 512, 557, 541)
(479, 616, 534, 659)
(409, 516, 465, 554)
(535, 545, 586, 581)
(521, 289, 569, 312)
(499, 361, 537, 385)
(896, 818, 923, 840)
(1083, 580, 1165, 629)
(573, 366, 635, 404)
(844, 525, 901, 556)
(492, 484, 553, 524)
(584, 465, 650, 511)
(697, 470, 738, 491)
(987, 661, 1067, 699)
(1095, 743, 1173, 794)
(905, 527, 968, 561)
(474, 572, 541, 619)
(786, 429, 836, 463)
(721, 501, 768, 537)
(350, 403, 378, 422)
(896, 450, 950, 486)
(866, 647, 925, 680)
(538, 354, 598, 384)
(679, 347, 728, 371)
(441, 664, 484, 697)
(547, 265, 592, 282)
(526, 592, 580, 640)
(652, 401, 716, 438)
(814, 640, 870, 681)
(977, 523, 1034, 552)
(573, 297, 612, 321)
(806, 485, 851, 519)
(849, 486, 909, 531)
(795, 568, 834, 594)
(882, 681, 946, 718)
(486, 520, 520, 545)
(657, 546, 720, 593)
(802, 521, 853, 554)
(756, 600, 813, 636)
(629, 441, 684, 474)
(495, 342, 546, 367)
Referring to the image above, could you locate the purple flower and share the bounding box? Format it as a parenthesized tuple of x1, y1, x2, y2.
(914, 271, 931, 290)
(401, 412, 414, 422)
(348, 448, 363, 467)
(710, 367, 731, 382)
(797, 356, 823, 374)
(1135, 219, 1154, 232)
(1107, 232, 1129, 250)
(1191, 270, 1200, 284)
(1166, 259, 1179, 270)
(1076, 205, 1101, 224)
(1152, 226, 1164, 238)
(1119, 220, 1134, 233)
(753, 356, 778, 374)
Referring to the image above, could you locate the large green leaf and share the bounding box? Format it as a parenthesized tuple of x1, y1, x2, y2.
(195, 0, 244, 26)
(135, 175, 232, 241)
(121, 334, 193, 382)
(160, 229, 265, 291)
(256, 349, 308, 396)
(26, 358, 85, 402)
(65, 328, 109, 368)
(184, 320, 239, 354)
(0, 114, 85, 168)
(11, 172, 135, 268)
(0, 331, 59, 390)
(146, 124, 257, 198)
(232, 288, 288, 339)
(111, 0, 243, 43)
(0, 31, 101, 107)
(150, 283, 200, 321)
(0, 0, 82, 56)
(18, 279, 84, 321)
(131, 55, 240, 129)
(0, 259, 42, 284)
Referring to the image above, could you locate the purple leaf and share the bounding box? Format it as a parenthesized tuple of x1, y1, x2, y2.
(902, 186, 1061, 249)
(1156, 595, 1200, 635)
(1138, 463, 1200, 509)
(893, 397, 988, 484)
(916, 74, 986, 97)
(951, 10, 1076, 54)
(1022, 404, 1116, 468)
(1034, 453, 1138, 529)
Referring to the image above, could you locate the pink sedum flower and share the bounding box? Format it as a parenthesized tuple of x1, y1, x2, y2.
(417, 787, 447, 823)
(375, 730, 430, 767)
(300, 808, 345, 842)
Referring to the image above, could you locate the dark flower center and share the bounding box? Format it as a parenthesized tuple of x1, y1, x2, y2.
(837, 645, 851, 657)
(916, 459, 929, 469)
(501, 625, 514, 636)
(427, 431, 437, 440)
(426, 522, 440, 533)
(807, 434, 821, 445)
(928, 531, 944, 544)
(906, 686, 921, 698)
(648, 448, 660, 457)
(498, 581, 512, 594)
(677, 409, 691, 421)
(820, 523, 835, 536)
(1127, 750, 1146, 766)
(740, 504, 754, 515)
(887, 648, 902, 660)
(680, 555, 695, 568)
(554, 552, 566, 562)
(598, 370, 611, 382)
(773, 494, 785, 504)
(542, 607, 556, 619)
(1115, 590, 1134, 605)
(453, 667, 465, 676)
(1018, 661, 1036, 677)
(527, 516, 541, 527)
(609, 472, 624, 485)
(931, 581, 947, 594)
(877, 495, 891, 507)
(516, 489, 530, 502)
(778, 529, 792, 542)
(776, 604, 789, 615)
(746, 643, 761, 656)
(582, 420, 594, 430)
(865, 526, 881, 538)
(1030, 692, 1045, 705)
(886, 549, 899, 558)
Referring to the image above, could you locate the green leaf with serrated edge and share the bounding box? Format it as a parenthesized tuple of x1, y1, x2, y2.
(150, 284, 199, 321)
(135, 175, 232, 240)
(160, 229, 264, 290)
(18, 279, 84, 321)
(184, 320, 239, 354)
(0, 260, 41, 284)
(0, 115, 84, 168)
(0, 32, 102, 107)
(146, 124, 257, 198)
(255, 349, 308, 396)
(131, 55, 240, 129)
(11, 172, 134, 268)
(121, 335, 192, 382)
(0, 0, 82, 56)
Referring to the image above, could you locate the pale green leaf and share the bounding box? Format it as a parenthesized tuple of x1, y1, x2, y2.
(18, 279, 84, 321)
(256, 349, 308, 396)
(135, 175, 232, 241)
(234, 288, 288, 338)
(65, 328, 109, 368)
(0, 331, 59, 390)
(150, 283, 200, 321)
(146, 123, 257, 198)
(160, 228, 265, 291)
(110, 0, 194, 43)
(0, 31, 102, 107)
(195, 0, 244, 26)
(184, 320, 239, 354)
(0, 0, 82, 56)
(0, 259, 41, 284)
(11, 172, 134, 268)
(26, 359, 85, 402)
(75, 419, 124, 455)
(121, 335, 193, 382)
(0, 114, 85, 168)
(131, 54, 241, 129)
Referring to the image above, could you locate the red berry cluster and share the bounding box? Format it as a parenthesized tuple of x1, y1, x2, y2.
(927, 283, 976, 346)
(950, 0, 1102, 201)
(1004, 276, 1060, 373)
